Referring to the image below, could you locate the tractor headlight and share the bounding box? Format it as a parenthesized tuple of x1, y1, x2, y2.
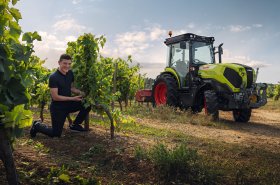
(249, 94, 258, 103)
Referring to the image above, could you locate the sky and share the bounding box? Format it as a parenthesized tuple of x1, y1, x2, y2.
(15, 0, 280, 84)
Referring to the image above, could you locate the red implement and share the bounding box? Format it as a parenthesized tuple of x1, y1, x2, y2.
(135, 89, 153, 102)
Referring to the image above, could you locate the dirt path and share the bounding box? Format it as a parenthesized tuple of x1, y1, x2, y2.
(137, 109, 280, 153)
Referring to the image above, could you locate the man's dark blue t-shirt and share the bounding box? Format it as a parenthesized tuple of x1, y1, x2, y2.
(49, 69, 74, 106)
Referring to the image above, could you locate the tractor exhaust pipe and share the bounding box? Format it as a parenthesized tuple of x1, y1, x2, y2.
(218, 43, 223, 63)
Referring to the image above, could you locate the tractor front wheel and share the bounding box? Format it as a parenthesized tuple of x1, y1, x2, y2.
(152, 74, 178, 107)
(233, 109, 251, 122)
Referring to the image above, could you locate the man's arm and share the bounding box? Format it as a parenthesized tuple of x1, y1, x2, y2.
(50, 88, 82, 101)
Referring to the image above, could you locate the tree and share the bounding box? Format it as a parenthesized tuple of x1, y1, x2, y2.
(273, 83, 280, 101)
(66, 33, 115, 138)
(114, 56, 141, 110)
(0, 0, 41, 184)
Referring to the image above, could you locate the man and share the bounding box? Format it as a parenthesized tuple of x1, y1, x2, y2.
(30, 54, 90, 137)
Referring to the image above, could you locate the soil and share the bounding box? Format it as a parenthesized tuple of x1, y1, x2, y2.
(1, 107, 280, 184)
(139, 109, 280, 153)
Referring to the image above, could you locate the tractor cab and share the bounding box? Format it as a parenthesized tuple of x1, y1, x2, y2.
(165, 33, 216, 88)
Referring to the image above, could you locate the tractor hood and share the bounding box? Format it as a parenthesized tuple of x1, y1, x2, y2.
(198, 63, 256, 93)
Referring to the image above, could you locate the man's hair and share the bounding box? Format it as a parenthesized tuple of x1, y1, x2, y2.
(59, 54, 72, 61)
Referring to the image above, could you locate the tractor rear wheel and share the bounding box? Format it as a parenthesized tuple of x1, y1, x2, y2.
(233, 109, 251, 122)
(152, 74, 178, 107)
(204, 90, 219, 121)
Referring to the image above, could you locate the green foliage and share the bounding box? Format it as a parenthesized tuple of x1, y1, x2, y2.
(82, 144, 106, 159)
(134, 145, 148, 160)
(67, 33, 143, 108)
(34, 83, 50, 105)
(47, 165, 70, 184)
(114, 56, 141, 103)
(0, 105, 32, 128)
(27, 56, 52, 106)
(273, 82, 280, 101)
(266, 84, 275, 98)
(73, 175, 101, 185)
(47, 165, 101, 185)
(111, 109, 135, 131)
(136, 143, 217, 184)
(67, 33, 115, 107)
(0, 0, 41, 133)
(144, 77, 154, 89)
(128, 70, 145, 102)
(266, 83, 280, 101)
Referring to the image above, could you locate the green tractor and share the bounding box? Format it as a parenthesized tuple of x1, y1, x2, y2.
(149, 32, 267, 122)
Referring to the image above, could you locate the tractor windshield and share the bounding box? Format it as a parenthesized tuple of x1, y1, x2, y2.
(192, 42, 214, 65)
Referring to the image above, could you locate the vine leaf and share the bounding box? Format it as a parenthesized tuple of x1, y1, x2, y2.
(9, 8, 22, 21)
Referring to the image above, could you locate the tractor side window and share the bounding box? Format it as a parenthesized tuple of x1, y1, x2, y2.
(170, 42, 189, 78)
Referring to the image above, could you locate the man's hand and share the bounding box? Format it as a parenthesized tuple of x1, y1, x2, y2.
(72, 95, 83, 101)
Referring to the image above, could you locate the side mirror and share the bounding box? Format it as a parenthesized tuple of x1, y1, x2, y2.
(180, 41, 186, 49)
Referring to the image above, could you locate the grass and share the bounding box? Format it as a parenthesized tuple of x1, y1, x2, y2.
(134, 143, 218, 185)
(124, 104, 229, 128)
(90, 110, 280, 184)
(26, 102, 280, 185)
(260, 98, 280, 110)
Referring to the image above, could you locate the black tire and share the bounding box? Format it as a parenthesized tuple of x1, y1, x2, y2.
(152, 74, 178, 107)
(233, 109, 251, 122)
(204, 90, 219, 121)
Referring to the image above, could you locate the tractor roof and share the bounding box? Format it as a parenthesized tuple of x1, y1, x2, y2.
(164, 33, 215, 45)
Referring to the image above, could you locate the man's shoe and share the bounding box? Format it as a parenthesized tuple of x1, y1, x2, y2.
(69, 124, 87, 132)
(30, 120, 39, 138)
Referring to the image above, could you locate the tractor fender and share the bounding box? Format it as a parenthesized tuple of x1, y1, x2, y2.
(162, 68, 181, 88)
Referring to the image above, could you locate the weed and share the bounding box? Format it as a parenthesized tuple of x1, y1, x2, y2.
(134, 145, 148, 160)
(47, 165, 101, 185)
(73, 175, 101, 185)
(261, 98, 280, 110)
(82, 144, 106, 160)
(47, 165, 70, 184)
(34, 141, 50, 153)
(147, 143, 217, 184)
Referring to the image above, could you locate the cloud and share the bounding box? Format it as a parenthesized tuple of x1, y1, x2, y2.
(229, 24, 263, 32)
(252, 24, 263, 28)
(187, 23, 195, 29)
(34, 31, 65, 51)
(99, 25, 169, 78)
(72, 0, 82, 4)
(223, 49, 270, 68)
(32, 32, 78, 68)
(229, 25, 251, 32)
(113, 26, 167, 57)
(52, 19, 86, 33)
(65, 35, 77, 42)
(114, 31, 149, 56)
(148, 27, 166, 41)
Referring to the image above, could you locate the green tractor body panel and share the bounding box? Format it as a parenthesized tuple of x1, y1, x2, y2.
(198, 63, 256, 93)
(162, 67, 181, 87)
